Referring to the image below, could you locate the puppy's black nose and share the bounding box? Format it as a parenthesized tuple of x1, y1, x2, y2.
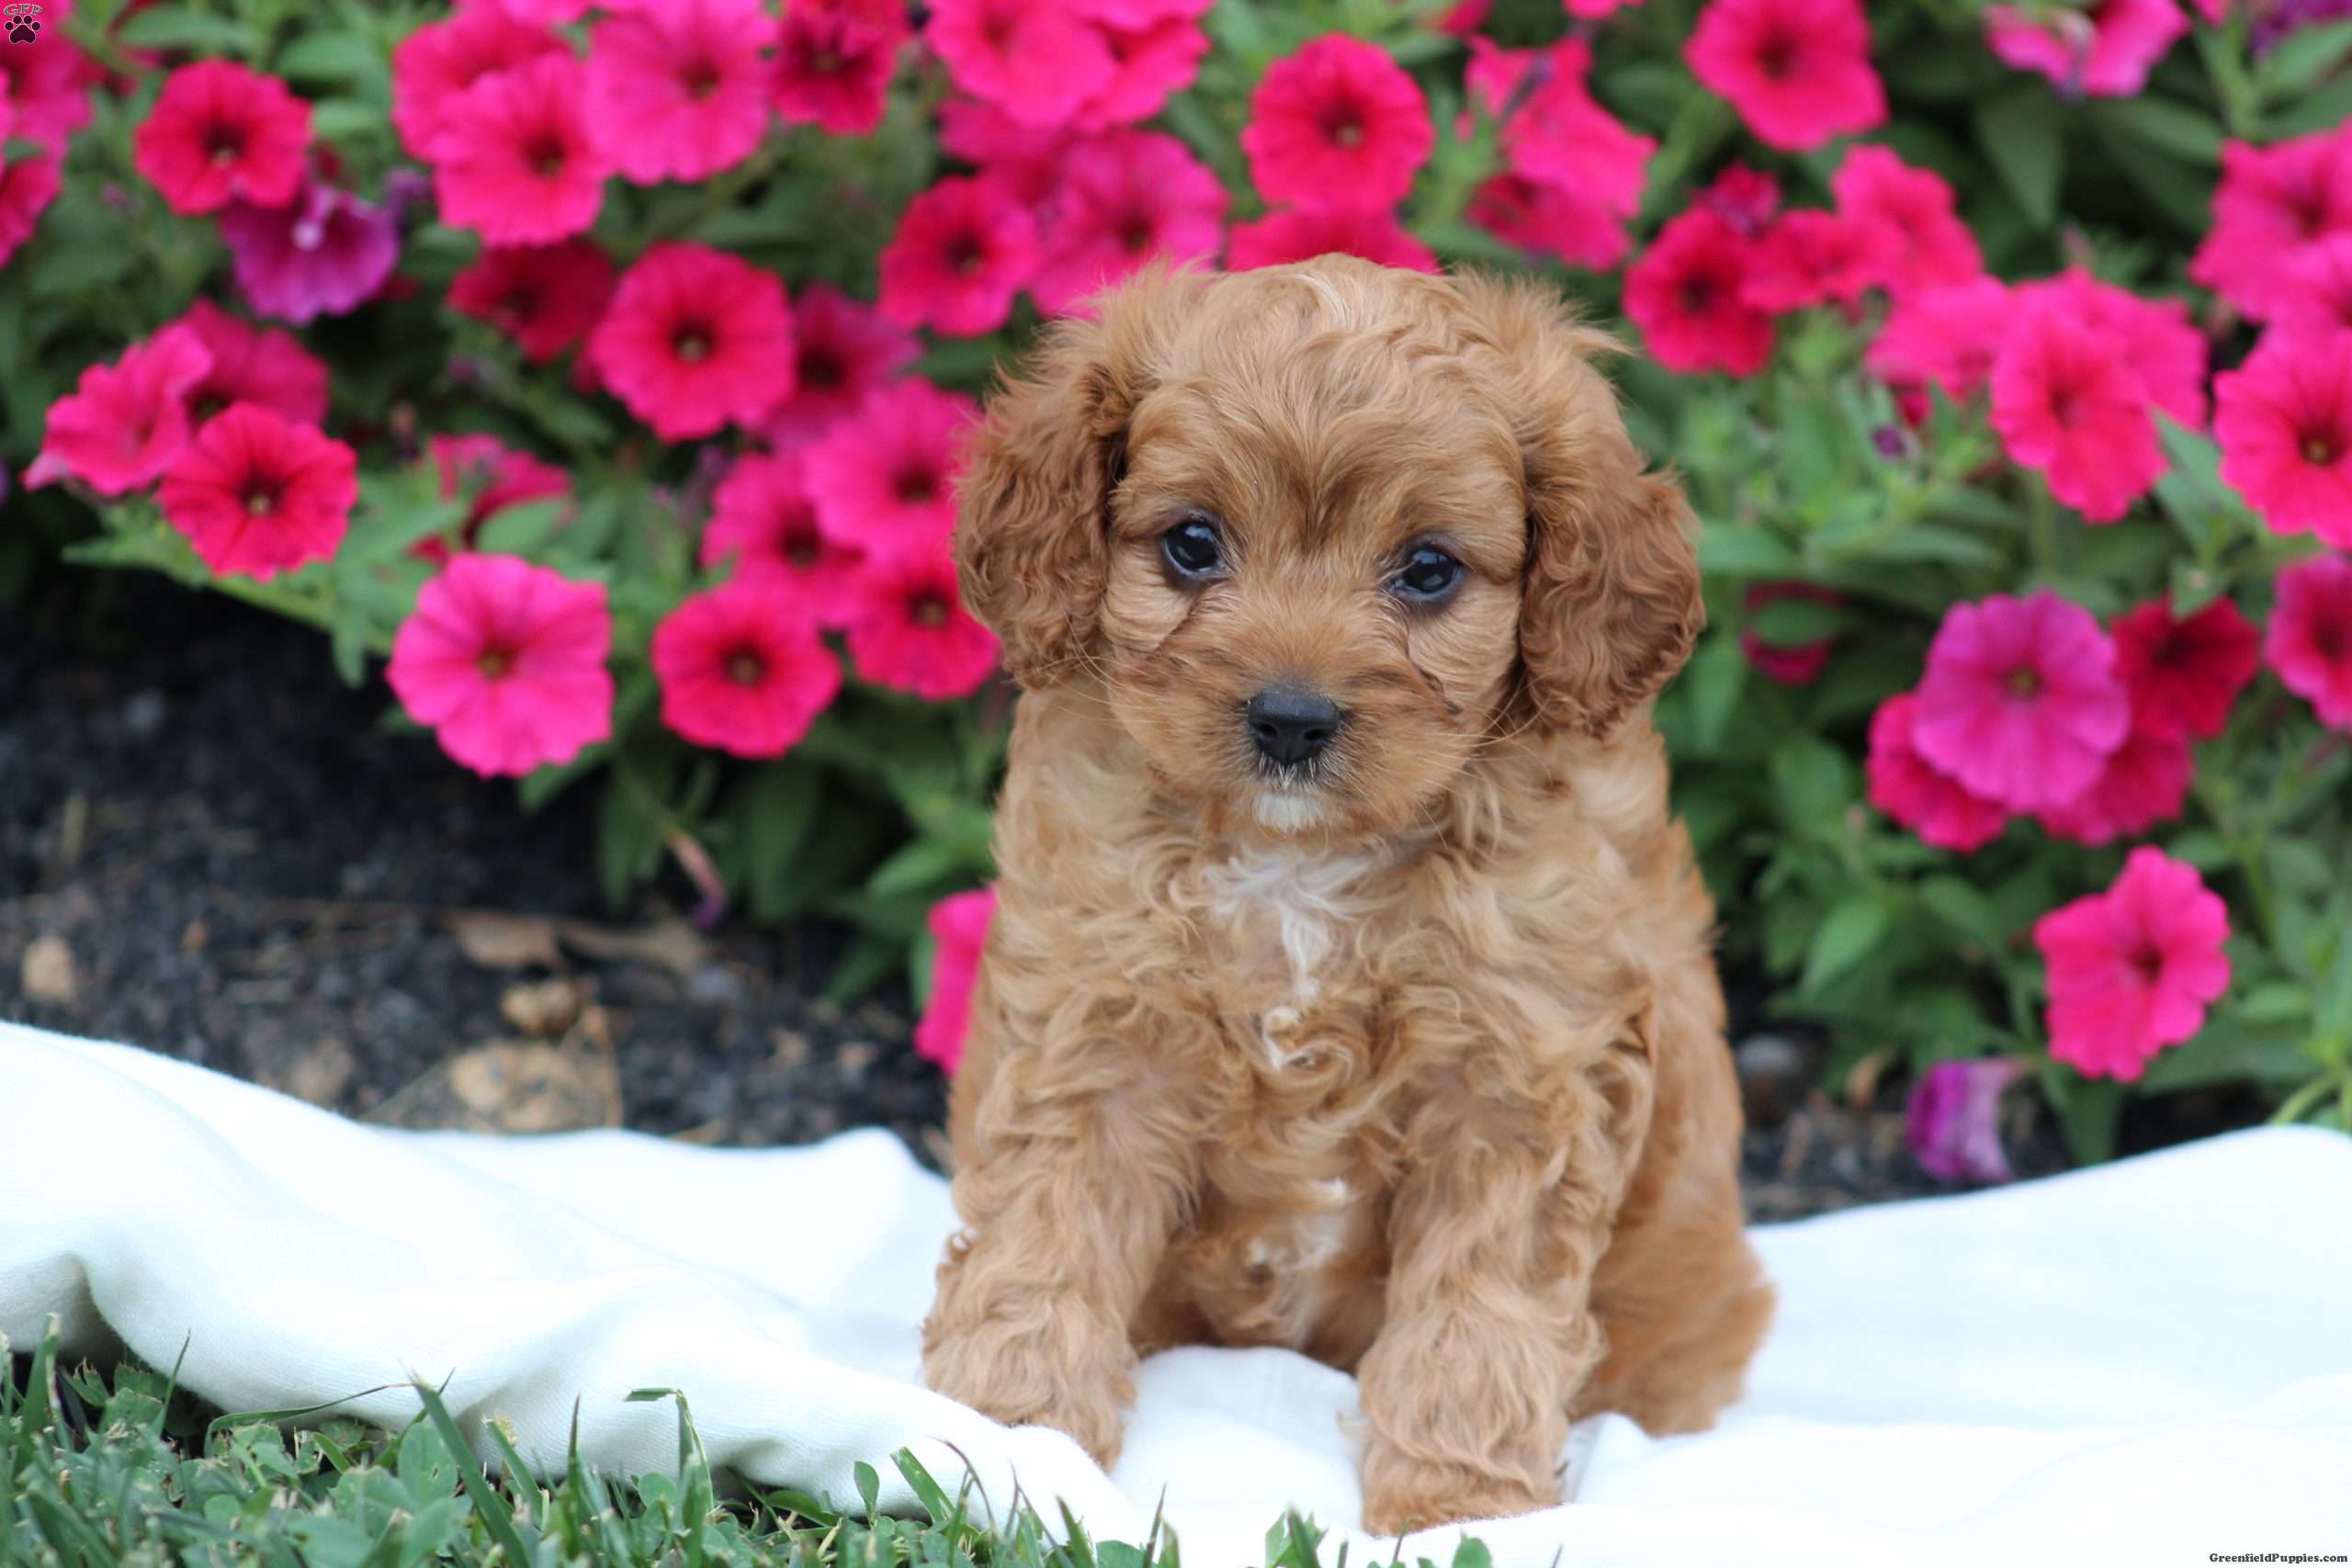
(1247, 685, 1344, 767)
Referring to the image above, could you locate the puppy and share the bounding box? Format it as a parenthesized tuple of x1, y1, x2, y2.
(922, 256, 1773, 1536)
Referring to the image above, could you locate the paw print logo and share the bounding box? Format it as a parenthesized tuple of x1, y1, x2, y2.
(4, 3, 40, 42)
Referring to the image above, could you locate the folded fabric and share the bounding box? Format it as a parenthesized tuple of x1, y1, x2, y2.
(3, 1020, 2348, 1568)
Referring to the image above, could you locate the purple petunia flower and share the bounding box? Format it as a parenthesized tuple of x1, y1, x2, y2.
(217, 179, 401, 325)
(1906, 1057, 2026, 1185)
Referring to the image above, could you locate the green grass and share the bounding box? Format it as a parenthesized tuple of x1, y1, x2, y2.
(2, 1326, 1494, 1568)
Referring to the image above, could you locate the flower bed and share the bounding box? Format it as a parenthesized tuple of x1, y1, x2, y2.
(6, 0, 2350, 1174)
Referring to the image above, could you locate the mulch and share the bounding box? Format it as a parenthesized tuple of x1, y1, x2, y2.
(4, 573, 2067, 1220)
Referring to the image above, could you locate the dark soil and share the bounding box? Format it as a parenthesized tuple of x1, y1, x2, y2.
(6, 575, 2080, 1219)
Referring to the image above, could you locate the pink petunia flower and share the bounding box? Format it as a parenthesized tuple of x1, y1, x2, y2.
(1830, 143, 1983, 299)
(156, 404, 357, 581)
(0, 18, 95, 155)
(431, 54, 612, 246)
(387, 552, 615, 778)
(2035, 717, 2193, 844)
(1684, 0, 1885, 152)
(2265, 553, 2352, 730)
(2274, 232, 2352, 341)
(390, 2, 566, 160)
(2214, 329, 2352, 547)
(0, 152, 62, 269)
(449, 239, 617, 363)
(937, 97, 1076, 206)
(803, 378, 978, 560)
(876, 175, 1041, 337)
(132, 61, 311, 216)
(1225, 206, 1439, 273)
(771, 0, 908, 135)
(1738, 209, 1894, 313)
(1867, 276, 2013, 404)
(1911, 591, 2132, 812)
(419, 433, 571, 565)
(1740, 581, 1840, 684)
(1031, 130, 1226, 315)
(1071, 0, 1213, 23)
(1469, 175, 1635, 272)
(1986, 0, 2188, 98)
(1623, 207, 1776, 377)
(1464, 38, 1653, 225)
(1074, 12, 1210, 129)
(217, 180, 401, 325)
(2036, 847, 2231, 1082)
(1989, 308, 2165, 523)
(1906, 1058, 2025, 1184)
(702, 452, 865, 621)
(1240, 34, 1433, 215)
(914, 886, 997, 1075)
(1697, 163, 1781, 236)
(925, 0, 1114, 129)
(30, 325, 212, 496)
(753, 286, 919, 450)
(1865, 692, 2013, 852)
(839, 545, 1001, 700)
(167, 299, 329, 426)
(587, 242, 797, 442)
(2191, 128, 2352, 321)
(586, 0, 777, 186)
(2014, 268, 2209, 429)
(650, 579, 842, 759)
(2110, 595, 2261, 740)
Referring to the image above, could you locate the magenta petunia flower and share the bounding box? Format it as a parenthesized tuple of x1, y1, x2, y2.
(2265, 554, 2352, 730)
(132, 61, 311, 217)
(0, 152, 62, 269)
(1830, 144, 1982, 299)
(1865, 692, 2012, 852)
(1989, 308, 2165, 523)
(937, 97, 1075, 206)
(1623, 207, 1775, 377)
(2111, 595, 2261, 740)
(701, 451, 865, 623)
(2215, 330, 2352, 547)
(2275, 232, 2352, 341)
(0, 17, 94, 155)
(449, 239, 616, 363)
(30, 325, 212, 496)
(431, 54, 612, 246)
(1867, 276, 2012, 405)
(587, 242, 797, 442)
(1906, 1058, 2025, 1184)
(925, 0, 1115, 129)
(2036, 718, 2193, 845)
(803, 378, 978, 561)
(1464, 38, 1652, 227)
(167, 299, 328, 427)
(1240, 34, 1433, 215)
(1738, 209, 1895, 313)
(1469, 175, 1635, 272)
(2013, 268, 2209, 430)
(217, 179, 401, 326)
(2036, 848, 2231, 1082)
(390, 2, 566, 160)
(1697, 163, 1781, 236)
(1685, 0, 1884, 152)
(840, 545, 1001, 700)
(772, 0, 908, 135)
(586, 0, 776, 186)
(876, 175, 1041, 337)
(914, 886, 997, 1075)
(1032, 130, 1226, 316)
(651, 579, 842, 759)
(1911, 591, 2132, 811)
(388, 553, 615, 778)
(1986, 0, 2188, 97)
(753, 286, 918, 450)
(157, 404, 357, 581)
(1740, 581, 1840, 684)
(1074, 12, 1210, 129)
(2191, 128, 2352, 321)
(418, 433, 571, 566)
(1225, 206, 1439, 273)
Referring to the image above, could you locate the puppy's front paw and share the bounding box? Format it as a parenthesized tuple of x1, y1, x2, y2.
(922, 1321, 1131, 1467)
(1359, 1443, 1559, 1537)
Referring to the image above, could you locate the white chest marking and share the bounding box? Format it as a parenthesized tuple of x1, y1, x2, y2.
(1203, 848, 1374, 1010)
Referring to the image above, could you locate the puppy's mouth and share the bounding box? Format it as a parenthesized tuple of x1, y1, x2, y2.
(1249, 759, 1333, 833)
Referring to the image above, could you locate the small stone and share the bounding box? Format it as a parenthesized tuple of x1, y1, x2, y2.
(500, 977, 585, 1038)
(264, 1037, 357, 1108)
(834, 1041, 878, 1080)
(122, 690, 168, 741)
(1734, 1033, 1810, 1129)
(684, 964, 746, 1010)
(19, 935, 78, 1006)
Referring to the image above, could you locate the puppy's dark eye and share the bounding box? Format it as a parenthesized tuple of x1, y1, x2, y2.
(1390, 545, 1463, 604)
(1161, 517, 1226, 581)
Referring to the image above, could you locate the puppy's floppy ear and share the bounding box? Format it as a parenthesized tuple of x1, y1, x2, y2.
(1456, 273, 1703, 740)
(955, 270, 1184, 687)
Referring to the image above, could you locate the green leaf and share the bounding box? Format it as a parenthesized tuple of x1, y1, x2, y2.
(273, 30, 390, 90)
(1975, 85, 2064, 227)
(1682, 630, 1747, 755)
(865, 834, 980, 901)
(115, 6, 260, 53)
(1917, 876, 2007, 949)
(853, 1461, 881, 1520)
(1802, 897, 1892, 996)
(2056, 1075, 2123, 1164)
(737, 759, 820, 922)
(2087, 114, 2215, 233)
(1770, 735, 1857, 833)
(1748, 596, 1846, 647)
(475, 499, 568, 558)
(2090, 97, 2222, 165)
(2257, 18, 2352, 100)
(310, 98, 390, 144)
(1697, 525, 1798, 577)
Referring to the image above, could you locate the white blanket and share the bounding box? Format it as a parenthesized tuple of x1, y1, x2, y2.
(4, 1021, 2349, 1567)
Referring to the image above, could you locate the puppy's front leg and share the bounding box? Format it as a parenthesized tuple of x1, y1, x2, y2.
(921, 1064, 1195, 1466)
(1355, 1046, 1652, 1536)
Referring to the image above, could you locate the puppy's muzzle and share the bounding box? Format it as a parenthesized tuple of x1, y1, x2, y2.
(1246, 684, 1346, 768)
